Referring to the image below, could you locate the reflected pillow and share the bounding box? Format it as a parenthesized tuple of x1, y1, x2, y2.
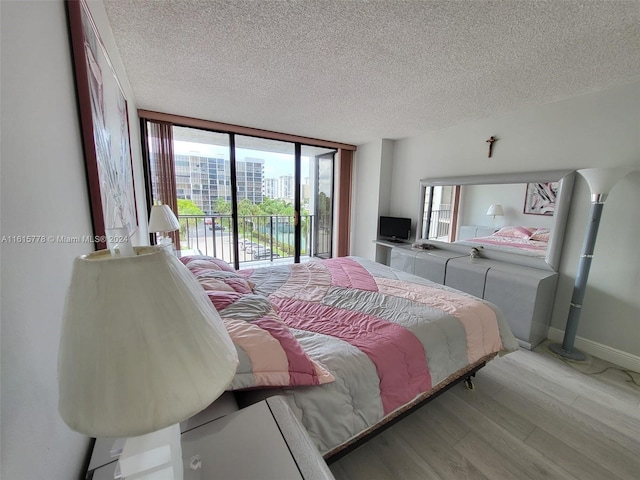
(530, 228, 551, 242)
(493, 226, 535, 239)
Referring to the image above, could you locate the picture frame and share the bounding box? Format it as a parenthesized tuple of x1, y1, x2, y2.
(523, 181, 558, 216)
(67, 0, 138, 250)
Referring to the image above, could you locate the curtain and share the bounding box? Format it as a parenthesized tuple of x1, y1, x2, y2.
(145, 120, 180, 246)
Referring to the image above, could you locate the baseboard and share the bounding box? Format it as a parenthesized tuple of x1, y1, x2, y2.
(547, 327, 640, 372)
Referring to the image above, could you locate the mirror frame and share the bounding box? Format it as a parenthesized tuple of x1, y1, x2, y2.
(418, 170, 575, 271)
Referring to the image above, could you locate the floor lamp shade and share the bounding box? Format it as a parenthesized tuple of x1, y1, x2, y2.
(578, 167, 634, 199)
(58, 246, 238, 437)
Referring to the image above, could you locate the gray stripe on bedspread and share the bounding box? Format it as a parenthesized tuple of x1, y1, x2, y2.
(281, 328, 384, 454)
(321, 286, 469, 385)
(229, 345, 256, 390)
(218, 293, 274, 319)
(245, 265, 292, 296)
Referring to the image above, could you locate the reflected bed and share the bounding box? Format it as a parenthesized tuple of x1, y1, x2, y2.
(456, 225, 550, 258)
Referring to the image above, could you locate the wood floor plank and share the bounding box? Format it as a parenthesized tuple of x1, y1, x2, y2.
(487, 358, 640, 458)
(450, 380, 536, 441)
(365, 429, 444, 480)
(454, 432, 534, 480)
(525, 427, 625, 480)
(572, 394, 640, 441)
(330, 348, 640, 480)
(493, 352, 580, 405)
(392, 412, 489, 480)
(438, 393, 577, 480)
(411, 396, 471, 446)
(537, 341, 640, 401)
(494, 382, 640, 480)
(329, 443, 396, 480)
(508, 345, 640, 408)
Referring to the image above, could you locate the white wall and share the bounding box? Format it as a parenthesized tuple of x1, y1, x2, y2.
(351, 139, 397, 264)
(459, 183, 555, 229)
(353, 81, 640, 357)
(0, 1, 145, 478)
(351, 140, 384, 259)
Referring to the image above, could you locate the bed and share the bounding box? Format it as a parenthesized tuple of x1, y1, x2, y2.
(180, 255, 518, 459)
(455, 225, 551, 258)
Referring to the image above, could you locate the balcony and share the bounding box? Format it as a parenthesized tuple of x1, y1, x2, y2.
(425, 207, 452, 240)
(178, 214, 328, 268)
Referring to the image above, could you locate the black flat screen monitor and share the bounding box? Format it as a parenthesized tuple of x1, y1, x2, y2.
(379, 216, 411, 242)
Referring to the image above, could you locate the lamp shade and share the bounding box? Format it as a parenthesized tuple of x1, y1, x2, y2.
(148, 204, 180, 233)
(578, 167, 634, 196)
(486, 204, 504, 216)
(58, 246, 238, 437)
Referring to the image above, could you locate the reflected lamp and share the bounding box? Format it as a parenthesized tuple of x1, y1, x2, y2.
(486, 204, 504, 226)
(486, 204, 504, 218)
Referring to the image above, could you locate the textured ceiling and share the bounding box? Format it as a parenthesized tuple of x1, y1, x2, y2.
(103, 0, 640, 146)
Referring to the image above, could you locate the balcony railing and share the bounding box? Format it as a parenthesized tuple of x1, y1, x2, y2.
(424, 207, 452, 240)
(178, 214, 320, 266)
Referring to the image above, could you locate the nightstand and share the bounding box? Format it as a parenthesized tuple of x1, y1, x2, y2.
(86, 395, 334, 480)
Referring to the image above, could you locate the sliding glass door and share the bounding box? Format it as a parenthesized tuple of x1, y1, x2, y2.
(146, 121, 335, 268)
(234, 135, 296, 265)
(303, 148, 335, 259)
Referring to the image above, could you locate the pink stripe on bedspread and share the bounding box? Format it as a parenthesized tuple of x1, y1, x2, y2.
(323, 257, 378, 291)
(272, 297, 431, 415)
(254, 317, 322, 386)
(375, 278, 503, 363)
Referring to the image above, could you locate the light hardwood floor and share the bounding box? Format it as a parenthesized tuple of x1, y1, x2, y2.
(329, 341, 640, 480)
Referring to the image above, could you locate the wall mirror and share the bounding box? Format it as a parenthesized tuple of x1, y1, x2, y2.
(417, 170, 575, 271)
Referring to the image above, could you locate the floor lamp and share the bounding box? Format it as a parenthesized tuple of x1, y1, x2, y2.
(549, 167, 634, 361)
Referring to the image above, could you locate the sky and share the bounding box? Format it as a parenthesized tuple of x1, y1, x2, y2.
(173, 140, 311, 179)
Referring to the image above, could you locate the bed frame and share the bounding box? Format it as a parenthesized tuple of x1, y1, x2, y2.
(323, 352, 496, 463)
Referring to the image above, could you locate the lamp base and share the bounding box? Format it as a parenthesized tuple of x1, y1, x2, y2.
(116, 424, 183, 480)
(548, 342, 587, 362)
(158, 237, 174, 250)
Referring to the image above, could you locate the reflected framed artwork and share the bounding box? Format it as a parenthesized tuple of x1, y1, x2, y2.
(67, 0, 138, 249)
(523, 182, 558, 215)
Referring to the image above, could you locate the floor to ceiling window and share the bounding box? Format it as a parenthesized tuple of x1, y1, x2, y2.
(143, 118, 339, 269)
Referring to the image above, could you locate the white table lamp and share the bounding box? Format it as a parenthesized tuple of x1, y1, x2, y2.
(486, 204, 504, 226)
(58, 246, 238, 478)
(148, 205, 180, 248)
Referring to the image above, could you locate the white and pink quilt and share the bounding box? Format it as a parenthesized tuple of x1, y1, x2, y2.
(182, 255, 518, 455)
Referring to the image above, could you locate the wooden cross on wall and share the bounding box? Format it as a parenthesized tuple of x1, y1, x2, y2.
(486, 136, 497, 158)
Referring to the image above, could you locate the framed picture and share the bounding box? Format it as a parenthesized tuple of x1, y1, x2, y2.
(67, 0, 138, 250)
(523, 182, 558, 216)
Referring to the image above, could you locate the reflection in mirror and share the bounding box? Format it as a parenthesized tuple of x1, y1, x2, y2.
(421, 185, 459, 241)
(418, 171, 575, 271)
